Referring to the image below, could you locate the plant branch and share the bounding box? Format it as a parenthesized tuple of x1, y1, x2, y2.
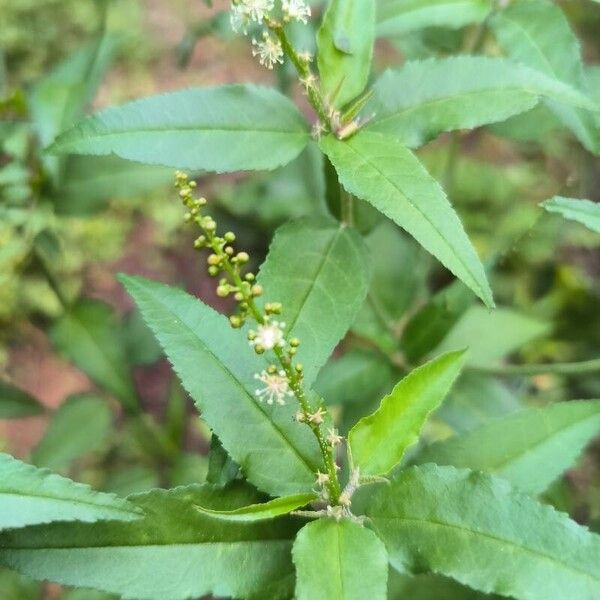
(470, 358, 600, 377)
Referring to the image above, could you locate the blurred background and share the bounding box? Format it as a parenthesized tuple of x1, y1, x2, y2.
(0, 0, 599, 597)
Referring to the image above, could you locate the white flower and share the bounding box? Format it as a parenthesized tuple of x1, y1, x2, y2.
(308, 407, 326, 425)
(249, 319, 286, 350)
(255, 370, 293, 405)
(282, 0, 311, 24)
(252, 33, 284, 70)
(315, 470, 330, 486)
(327, 428, 343, 447)
(230, 0, 275, 33)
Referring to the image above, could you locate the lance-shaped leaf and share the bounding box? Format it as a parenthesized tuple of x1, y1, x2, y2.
(195, 493, 316, 522)
(365, 57, 599, 149)
(257, 218, 370, 387)
(0, 453, 141, 529)
(377, 0, 492, 38)
(293, 519, 388, 600)
(317, 0, 375, 108)
(434, 306, 549, 368)
(49, 85, 310, 172)
(31, 395, 112, 472)
(0, 380, 45, 419)
(320, 131, 493, 307)
(414, 400, 600, 495)
(542, 197, 600, 233)
(50, 300, 138, 412)
(491, 0, 600, 154)
(367, 464, 600, 600)
(120, 275, 321, 497)
(0, 483, 298, 600)
(349, 351, 465, 476)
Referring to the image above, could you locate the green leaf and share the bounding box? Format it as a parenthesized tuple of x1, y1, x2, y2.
(50, 300, 138, 412)
(434, 305, 549, 368)
(207, 434, 240, 486)
(120, 274, 321, 497)
(49, 85, 310, 172)
(195, 493, 316, 522)
(367, 465, 600, 600)
(542, 197, 600, 233)
(0, 569, 41, 600)
(389, 572, 502, 600)
(491, 0, 600, 154)
(0, 483, 298, 600)
(54, 155, 174, 215)
(293, 519, 388, 600)
(0, 380, 45, 419)
(415, 400, 600, 495)
(0, 453, 141, 529)
(349, 351, 465, 476)
(31, 394, 112, 472)
(315, 350, 394, 406)
(377, 0, 492, 38)
(320, 131, 493, 307)
(257, 218, 370, 386)
(366, 56, 599, 149)
(317, 0, 375, 107)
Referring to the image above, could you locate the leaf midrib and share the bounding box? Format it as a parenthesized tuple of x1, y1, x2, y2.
(374, 516, 599, 584)
(337, 137, 487, 302)
(378, 1, 490, 28)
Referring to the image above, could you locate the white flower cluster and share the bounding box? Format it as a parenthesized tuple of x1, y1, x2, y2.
(255, 369, 294, 405)
(230, 0, 312, 70)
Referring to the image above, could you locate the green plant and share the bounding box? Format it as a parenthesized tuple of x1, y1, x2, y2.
(1, 0, 599, 599)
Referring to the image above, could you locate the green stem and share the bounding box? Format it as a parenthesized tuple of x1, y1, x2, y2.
(267, 19, 330, 127)
(340, 189, 354, 227)
(208, 231, 342, 503)
(470, 358, 600, 377)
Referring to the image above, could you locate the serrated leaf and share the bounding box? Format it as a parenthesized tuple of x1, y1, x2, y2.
(367, 464, 600, 600)
(491, 0, 600, 154)
(31, 395, 112, 472)
(0, 483, 298, 600)
(195, 493, 316, 522)
(257, 218, 370, 386)
(293, 519, 388, 600)
(320, 131, 493, 306)
(377, 0, 492, 38)
(50, 300, 138, 412)
(349, 351, 465, 476)
(0, 453, 141, 529)
(415, 400, 600, 495)
(49, 85, 310, 172)
(315, 350, 394, 406)
(0, 380, 45, 419)
(317, 0, 375, 107)
(365, 57, 598, 149)
(55, 155, 174, 215)
(120, 275, 321, 497)
(542, 197, 600, 233)
(434, 305, 549, 368)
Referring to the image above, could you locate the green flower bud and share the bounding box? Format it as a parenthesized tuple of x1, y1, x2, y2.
(290, 337, 301, 348)
(217, 285, 230, 298)
(254, 344, 266, 355)
(224, 232, 236, 242)
(234, 292, 244, 302)
(251, 284, 263, 297)
(236, 252, 250, 264)
(229, 315, 242, 328)
(208, 265, 219, 277)
(207, 254, 222, 266)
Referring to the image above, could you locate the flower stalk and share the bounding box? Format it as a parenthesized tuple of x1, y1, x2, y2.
(175, 172, 342, 503)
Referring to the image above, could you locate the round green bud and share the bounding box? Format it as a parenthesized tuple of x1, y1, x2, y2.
(295, 363, 304, 373)
(254, 344, 266, 355)
(237, 252, 250, 264)
(194, 237, 205, 249)
(225, 246, 234, 256)
(251, 285, 263, 297)
(229, 315, 242, 328)
(290, 337, 301, 348)
(247, 330, 257, 341)
(224, 232, 236, 242)
(208, 265, 219, 277)
(216, 286, 230, 298)
(288, 347, 297, 356)
(207, 254, 222, 266)
(245, 273, 255, 282)
(234, 292, 244, 302)
(267, 365, 277, 375)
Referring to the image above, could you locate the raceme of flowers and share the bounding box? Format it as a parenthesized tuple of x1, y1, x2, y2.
(175, 171, 345, 503)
